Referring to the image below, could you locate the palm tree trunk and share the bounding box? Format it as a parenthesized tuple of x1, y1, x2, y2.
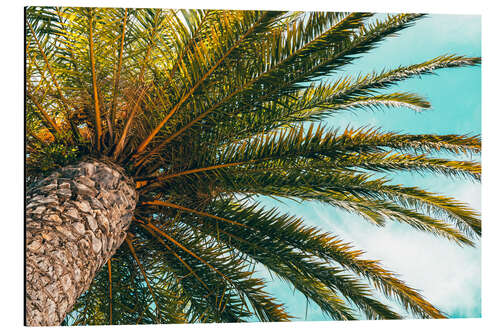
(25, 158, 137, 326)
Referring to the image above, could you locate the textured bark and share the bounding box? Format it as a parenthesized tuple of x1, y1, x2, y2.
(25, 158, 137, 326)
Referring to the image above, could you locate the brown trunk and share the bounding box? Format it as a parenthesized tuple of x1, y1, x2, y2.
(25, 158, 137, 326)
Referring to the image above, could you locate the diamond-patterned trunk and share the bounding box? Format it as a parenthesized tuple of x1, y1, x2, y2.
(25, 159, 137, 326)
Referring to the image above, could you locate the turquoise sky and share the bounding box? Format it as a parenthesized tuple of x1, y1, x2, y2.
(254, 14, 481, 321)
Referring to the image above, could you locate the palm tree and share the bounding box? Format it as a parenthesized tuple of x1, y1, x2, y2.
(25, 7, 481, 326)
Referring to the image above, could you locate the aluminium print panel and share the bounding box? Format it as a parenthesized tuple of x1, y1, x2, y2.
(25, 6, 481, 326)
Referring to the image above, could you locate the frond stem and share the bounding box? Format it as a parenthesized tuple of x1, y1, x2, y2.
(88, 11, 102, 152)
(125, 234, 161, 323)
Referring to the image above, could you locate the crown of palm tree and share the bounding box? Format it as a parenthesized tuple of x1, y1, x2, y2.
(26, 7, 481, 324)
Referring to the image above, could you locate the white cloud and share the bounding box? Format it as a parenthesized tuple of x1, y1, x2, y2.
(424, 14, 481, 47)
(309, 182, 481, 318)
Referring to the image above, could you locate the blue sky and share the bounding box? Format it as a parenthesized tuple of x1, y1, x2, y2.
(253, 14, 481, 321)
